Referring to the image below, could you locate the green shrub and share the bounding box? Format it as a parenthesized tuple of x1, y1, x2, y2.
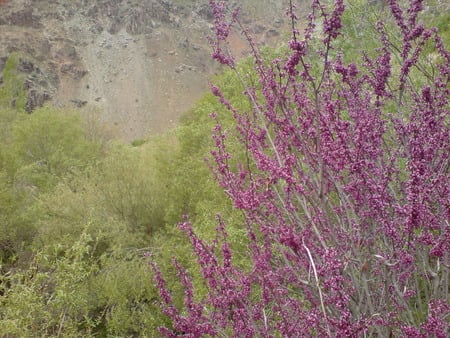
(0, 53, 26, 112)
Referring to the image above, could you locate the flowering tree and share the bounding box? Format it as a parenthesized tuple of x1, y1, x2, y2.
(153, 0, 449, 336)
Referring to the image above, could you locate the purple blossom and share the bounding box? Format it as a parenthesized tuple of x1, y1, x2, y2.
(153, 0, 450, 336)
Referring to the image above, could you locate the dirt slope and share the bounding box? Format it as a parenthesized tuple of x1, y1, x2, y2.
(0, 0, 290, 140)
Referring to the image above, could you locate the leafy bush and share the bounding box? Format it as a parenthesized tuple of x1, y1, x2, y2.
(0, 106, 105, 269)
(0, 229, 99, 336)
(11, 107, 101, 190)
(0, 53, 26, 112)
(153, 0, 449, 336)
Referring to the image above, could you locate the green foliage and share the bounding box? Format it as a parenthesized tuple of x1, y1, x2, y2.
(0, 106, 105, 270)
(89, 249, 162, 336)
(0, 53, 26, 112)
(93, 143, 167, 235)
(131, 138, 147, 147)
(5, 1, 448, 334)
(425, 0, 450, 45)
(1, 219, 161, 336)
(0, 230, 98, 336)
(11, 106, 101, 191)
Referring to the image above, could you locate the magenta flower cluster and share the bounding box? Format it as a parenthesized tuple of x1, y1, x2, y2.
(153, 0, 449, 336)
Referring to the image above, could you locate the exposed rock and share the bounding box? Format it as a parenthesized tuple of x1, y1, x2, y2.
(0, 0, 291, 140)
(18, 59, 37, 73)
(266, 29, 280, 38)
(251, 24, 266, 34)
(56, 45, 78, 60)
(195, 4, 213, 20)
(26, 89, 52, 113)
(60, 62, 88, 79)
(273, 18, 284, 28)
(5, 8, 43, 29)
(19, 58, 57, 112)
(70, 98, 88, 108)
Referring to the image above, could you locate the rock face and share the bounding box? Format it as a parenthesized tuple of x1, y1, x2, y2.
(0, 0, 289, 140)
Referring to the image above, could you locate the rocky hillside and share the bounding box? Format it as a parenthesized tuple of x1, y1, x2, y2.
(0, 0, 289, 140)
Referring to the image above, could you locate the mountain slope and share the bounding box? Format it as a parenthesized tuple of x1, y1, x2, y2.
(0, 0, 288, 140)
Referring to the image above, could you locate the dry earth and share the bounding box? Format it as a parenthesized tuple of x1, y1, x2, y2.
(0, 0, 292, 141)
